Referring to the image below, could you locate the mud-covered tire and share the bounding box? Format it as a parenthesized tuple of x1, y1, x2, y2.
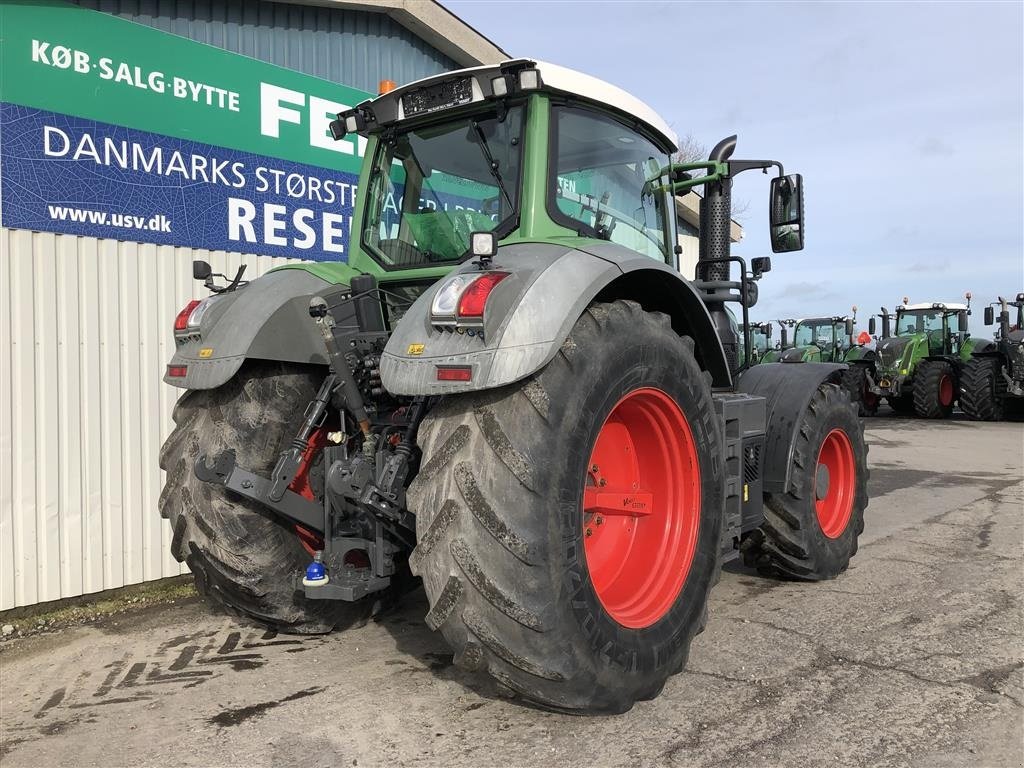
(913, 360, 957, 418)
(841, 365, 878, 416)
(742, 383, 867, 580)
(159, 362, 373, 633)
(407, 301, 724, 714)
(960, 357, 1004, 421)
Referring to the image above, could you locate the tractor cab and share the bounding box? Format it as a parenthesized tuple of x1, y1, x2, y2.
(330, 59, 683, 280)
(765, 315, 855, 364)
(790, 317, 854, 362)
(893, 302, 970, 356)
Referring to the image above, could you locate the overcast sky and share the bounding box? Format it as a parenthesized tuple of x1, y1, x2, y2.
(445, 0, 1023, 333)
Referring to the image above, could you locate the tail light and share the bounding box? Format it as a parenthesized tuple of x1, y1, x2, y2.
(457, 272, 509, 319)
(167, 365, 188, 378)
(431, 272, 509, 326)
(174, 296, 220, 333)
(436, 366, 472, 382)
(174, 300, 201, 331)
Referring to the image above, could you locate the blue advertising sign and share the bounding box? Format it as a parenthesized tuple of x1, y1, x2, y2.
(1, 103, 359, 260)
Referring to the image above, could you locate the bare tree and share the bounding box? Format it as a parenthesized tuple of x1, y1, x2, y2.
(671, 132, 749, 220)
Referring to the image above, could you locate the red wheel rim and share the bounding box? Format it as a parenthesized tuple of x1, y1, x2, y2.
(938, 374, 954, 406)
(814, 428, 856, 539)
(582, 387, 701, 629)
(291, 429, 327, 556)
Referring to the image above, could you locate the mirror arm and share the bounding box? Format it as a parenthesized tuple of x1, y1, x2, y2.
(726, 159, 784, 177)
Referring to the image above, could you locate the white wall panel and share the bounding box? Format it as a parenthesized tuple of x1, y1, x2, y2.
(1, 227, 297, 609)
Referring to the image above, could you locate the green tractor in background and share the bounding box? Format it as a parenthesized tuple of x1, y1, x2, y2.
(738, 320, 772, 367)
(760, 312, 878, 414)
(960, 293, 1024, 420)
(869, 295, 978, 418)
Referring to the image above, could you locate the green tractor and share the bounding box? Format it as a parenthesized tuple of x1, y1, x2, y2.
(960, 293, 1024, 420)
(159, 59, 868, 713)
(868, 296, 978, 418)
(759, 313, 877, 413)
(737, 320, 772, 367)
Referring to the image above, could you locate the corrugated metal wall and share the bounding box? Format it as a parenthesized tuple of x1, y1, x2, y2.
(0, 228, 298, 609)
(1, 2, 462, 609)
(72, 0, 459, 94)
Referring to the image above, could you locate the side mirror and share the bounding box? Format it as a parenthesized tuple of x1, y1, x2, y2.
(765, 324, 773, 339)
(845, 319, 854, 337)
(193, 260, 212, 281)
(984, 306, 994, 326)
(751, 256, 772, 278)
(769, 174, 804, 253)
(868, 317, 877, 336)
(780, 327, 789, 348)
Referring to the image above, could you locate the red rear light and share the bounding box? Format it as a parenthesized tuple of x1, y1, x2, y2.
(436, 366, 472, 382)
(457, 272, 509, 319)
(167, 365, 188, 378)
(174, 300, 201, 331)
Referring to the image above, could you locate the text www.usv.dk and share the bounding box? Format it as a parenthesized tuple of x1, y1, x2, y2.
(47, 205, 172, 232)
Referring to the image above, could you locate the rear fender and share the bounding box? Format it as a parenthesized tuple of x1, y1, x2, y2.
(380, 241, 729, 396)
(737, 362, 848, 494)
(165, 269, 334, 389)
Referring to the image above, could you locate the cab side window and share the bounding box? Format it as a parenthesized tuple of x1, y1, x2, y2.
(551, 105, 671, 263)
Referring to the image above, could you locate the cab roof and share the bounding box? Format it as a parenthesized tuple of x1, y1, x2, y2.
(352, 58, 679, 152)
(899, 302, 969, 311)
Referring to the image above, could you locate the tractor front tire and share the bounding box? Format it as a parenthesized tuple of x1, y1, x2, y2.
(913, 360, 957, 418)
(841, 365, 878, 416)
(159, 362, 373, 633)
(960, 357, 1004, 421)
(407, 301, 724, 713)
(742, 383, 867, 580)
(887, 393, 914, 415)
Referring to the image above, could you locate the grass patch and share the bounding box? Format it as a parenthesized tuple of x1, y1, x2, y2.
(0, 577, 197, 638)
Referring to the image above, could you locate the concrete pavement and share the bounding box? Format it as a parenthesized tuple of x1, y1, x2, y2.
(1, 414, 1021, 767)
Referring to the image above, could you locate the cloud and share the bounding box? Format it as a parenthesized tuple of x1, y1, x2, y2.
(905, 258, 950, 272)
(919, 137, 954, 156)
(774, 281, 840, 301)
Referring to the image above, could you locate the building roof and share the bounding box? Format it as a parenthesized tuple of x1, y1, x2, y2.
(675, 193, 744, 243)
(290, 0, 507, 67)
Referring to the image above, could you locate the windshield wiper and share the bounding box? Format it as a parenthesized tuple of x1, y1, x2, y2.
(471, 121, 515, 211)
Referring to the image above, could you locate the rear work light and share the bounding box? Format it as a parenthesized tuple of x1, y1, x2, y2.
(436, 366, 472, 382)
(174, 300, 201, 331)
(430, 271, 509, 326)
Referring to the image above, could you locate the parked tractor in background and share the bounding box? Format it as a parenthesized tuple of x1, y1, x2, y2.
(869, 295, 977, 418)
(760, 312, 877, 413)
(158, 60, 868, 713)
(960, 293, 1024, 420)
(738, 321, 772, 367)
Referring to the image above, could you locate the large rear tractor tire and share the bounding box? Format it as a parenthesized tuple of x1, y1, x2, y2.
(407, 301, 724, 713)
(159, 362, 374, 633)
(913, 360, 957, 418)
(960, 357, 1004, 421)
(742, 383, 867, 580)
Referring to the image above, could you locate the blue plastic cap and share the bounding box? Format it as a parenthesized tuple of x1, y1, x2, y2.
(304, 560, 327, 582)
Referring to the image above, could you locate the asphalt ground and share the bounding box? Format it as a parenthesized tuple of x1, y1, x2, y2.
(2, 411, 1022, 768)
